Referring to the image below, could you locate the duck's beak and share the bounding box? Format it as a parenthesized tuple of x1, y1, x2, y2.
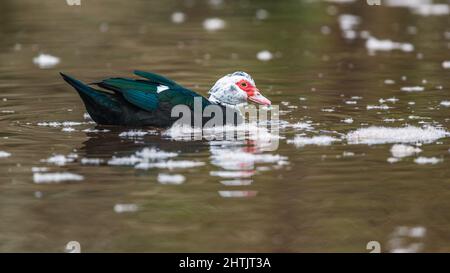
(248, 89, 271, 106)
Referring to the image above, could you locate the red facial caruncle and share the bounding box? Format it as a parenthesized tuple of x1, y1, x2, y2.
(235, 79, 271, 106)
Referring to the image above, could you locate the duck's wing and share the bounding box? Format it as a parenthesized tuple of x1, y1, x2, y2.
(96, 71, 210, 112)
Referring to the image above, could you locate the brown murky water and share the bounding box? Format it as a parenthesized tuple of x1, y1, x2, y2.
(0, 0, 449, 252)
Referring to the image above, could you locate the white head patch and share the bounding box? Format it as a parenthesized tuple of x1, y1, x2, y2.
(208, 71, 255, 106)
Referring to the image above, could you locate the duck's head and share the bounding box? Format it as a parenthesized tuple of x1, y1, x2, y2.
(208, 72, 271, 107)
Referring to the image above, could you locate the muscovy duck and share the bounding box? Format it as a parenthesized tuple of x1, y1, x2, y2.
(60, 71, 271, 128)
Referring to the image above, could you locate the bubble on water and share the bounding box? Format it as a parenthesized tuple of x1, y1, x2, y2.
(136, 148, 178, 160)
(366, 36, 414, 54)
(171, 12, 186, 24)
(42, 154, 76, 166)
(287, 136, 340, 147)
(384, 79, 396, 85)
(256, 50, 273, 61)
(338, 14, 360, 40)
(210, 171, 254, 178)
(413, 3, 449, 16)
(211, 150, 288, 171)
(136, 160, 204, 170)
(256, 9, 269, 20)
(81, 158, 103, 165)
(31, 167, 48, 172)
(442, 61, 450, 69)
(390, 144, 422, 158)
(322, 108, 335, 112)
(203, 18, 226, 31)
(414, 157, 443, 165)
(218, 191, 257, 198)
(387, 157, 401, 164)
(62, 127, 76, 132)
(367, 104, 391, 110)
(108, 155, 142, 166)
(289, 122, 314, 130)
(82, 128, 110, 133)
(386, 0, 449, 16)
(114, 204, 138, 213)
(33, 53, 60, 69)
(440, 101, 450, 107)
(346, 126, 448, 145)
(220, 179, 253, 186)
(37, 121, 86, 127)
(0, 151, 11, 158)
(157, 173, 185, 185)
(342, 118, 354, 124)
(33, 172, 84, 184)
(401, 86, 424, 92)
(118, 130, 157, 138)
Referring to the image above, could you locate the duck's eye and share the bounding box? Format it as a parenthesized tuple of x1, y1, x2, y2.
(241, 82, 247, 87)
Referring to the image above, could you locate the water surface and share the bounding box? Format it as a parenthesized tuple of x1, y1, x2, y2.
(0, 0, 449, 252)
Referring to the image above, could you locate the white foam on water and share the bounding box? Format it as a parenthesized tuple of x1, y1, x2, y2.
(342, 118, 354, 124)
(385, 0, 448, 16)
(33, 53, 60, 69)
(38, 121, 85, 127)
(136, 160, 205, 170)
(338, 14, 360, 39)
(287, 135, 340, 147)
(367, 105, 391, 110)
(342, 152, 355, 157)
(289, 122, 314, 130)
(218, 190, 257, 198)
(390, 144, 422, 158)
(107, 155, 142, 166)
(82, 128, 110, 133)
(119, 130, 150, 138)
(380, 97, 399, 103)
(62, 127, 76, 132)
(387, 157, 401, 163)
(203, 18, 225, 31)
(42, 154, 75, 166)
(443, 61, 450, 69)
(384, 79, 396, 85)
(440, 101, 450, 107)
(401, 86, 424, 92)
(210, 150, 288, 170)
(347, 126, 448, 145)
(257, 50, 273, 61)
(81, 158, 103, 165)
(135, 148, 178, 160)
(33, 172, 84, 184)
(256, 9, 269, 20)
(413, 3, 449, 16)
(0, 151, 11, 158)
(171, 12, 186, 24)
(163, 123, 279, 143)
(366, 36, 414, 54)
(114, 204, 138, 213)
(157, 173, 185, 185)
(414, 157, 443, 165)
(210, 170, 254, 178)
(220, 179, 253, 186)
(31, 167, 48, 172)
